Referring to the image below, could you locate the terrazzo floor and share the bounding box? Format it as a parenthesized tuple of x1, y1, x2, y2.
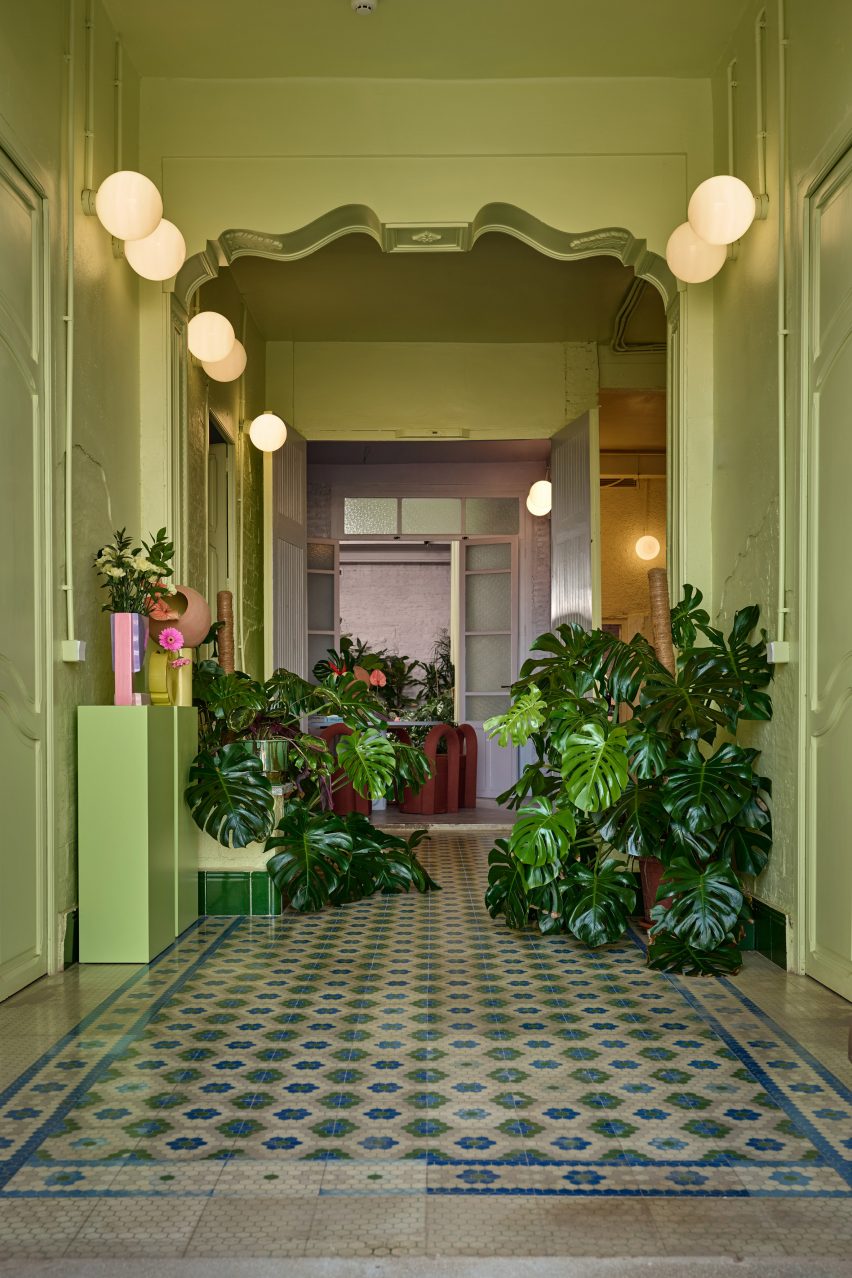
(1, 831, 852, 1264)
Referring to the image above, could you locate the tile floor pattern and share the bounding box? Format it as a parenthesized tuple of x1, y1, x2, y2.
(2, 831, 852, 1262)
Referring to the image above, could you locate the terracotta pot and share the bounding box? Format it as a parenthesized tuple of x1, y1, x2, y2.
(640, 856, 671, 924)
(149, 584, 211, 649)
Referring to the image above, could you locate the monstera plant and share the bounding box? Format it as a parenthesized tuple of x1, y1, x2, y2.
(484, 585, 773, 975)
(184, 660, 436, 911)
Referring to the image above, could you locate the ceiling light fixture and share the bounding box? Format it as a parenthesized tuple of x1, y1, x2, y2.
(351, 0, 378, 11)
(249, 412, 288, 453)
(526, 478, 552, 517)
(124, 218, 186, 281)
(187, 312, 236, 363)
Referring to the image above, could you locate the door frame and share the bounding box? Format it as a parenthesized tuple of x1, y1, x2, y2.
(0, 139, 55, 990)
(796, 135, 852, 988)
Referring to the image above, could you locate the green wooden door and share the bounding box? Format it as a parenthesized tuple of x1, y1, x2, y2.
(805, 146, 852, 1000)
(0, 148, 50, 1000)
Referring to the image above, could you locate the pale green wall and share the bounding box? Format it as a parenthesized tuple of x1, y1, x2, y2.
(711, 0, 852, 933)
(265, 340, 598, 440)
(0, 0, 142, 940)
(192, 273, 268, 680)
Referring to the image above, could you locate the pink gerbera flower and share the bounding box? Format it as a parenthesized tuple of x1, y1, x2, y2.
(158, 626, 184, 653)
(369, 669, 387, 687)
(169, 656, 191, 669)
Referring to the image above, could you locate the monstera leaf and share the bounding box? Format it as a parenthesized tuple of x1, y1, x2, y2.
(651, 858, 743, 950)
(485, 840, 531, 930)
(497, 761, 560, 811)
(640, 660, 736, 741)
(508, 796, 576, 867)
(584, 630, 666, 706)
(185, 743, 275, 848)
(387, 740, 432, 801)
(626, 722, 669, 780)
(565, 859, 637, 947)
(313, 674, 385, 727)
(691, 605, 773, 727)
(486, 685, 546, 748)
(329, 815, 438, 902)
(647, 931, 744, 976)
(516, 624, 596, 699)
(265, 802, 353, 911)
(670, 583, 712, 649)
(596, 780, 666, 859)
(661, 741, 755, 834)
(721, 770, 773, 876)
(264, 669, 318, 718)
(561, 720, 629, 812)
(335, 728, 397, 800)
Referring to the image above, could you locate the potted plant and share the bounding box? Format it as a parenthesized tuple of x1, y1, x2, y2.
(184, 661, 438, 911)
(92, 527, 174, 705)
(483, 584, 773, 976)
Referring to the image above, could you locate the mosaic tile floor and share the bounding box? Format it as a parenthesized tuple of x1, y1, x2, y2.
(2, 832, 852, 1261)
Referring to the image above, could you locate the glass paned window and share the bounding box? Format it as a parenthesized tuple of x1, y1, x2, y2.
(465, 497, 519, 534)
(344, 497, 398, 535)
(401, 497, 462, 534)
(466, 693, 511, 721)
(466, 542, 511, 571)
(465, 634, 511, 692)
(466, 572, 511, 631)
(307, 541, 335, 570)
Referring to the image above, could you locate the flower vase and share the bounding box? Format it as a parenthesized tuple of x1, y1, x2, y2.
(147, 651, 170, 706)
(110, 612, 148, 706)
(166, 650, 193, 707)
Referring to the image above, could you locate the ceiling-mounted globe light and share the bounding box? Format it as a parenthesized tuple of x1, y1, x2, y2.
(688, 175, 756, 245)
(351, 0, 378, 11)
(635, 535, 661, 561)
(187, 311, 235, 363)
(526, 479, 552, 517)
(94, 170, 163, 241)
(249, 412, 288, 453)
(665, 222, 727, 284)
(202, 340, 247, 383)
(124, 219, 186, 281)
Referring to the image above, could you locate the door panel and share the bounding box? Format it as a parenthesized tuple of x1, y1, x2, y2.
(460, 538, 517, 800)
(550, 409, 601, 629)
(0, 149, 48, 1000)
(207, 440, 233, 605)
(271, 426, 307, 676)
(805, 146, 852, 999)
(307, 538, 339, 681)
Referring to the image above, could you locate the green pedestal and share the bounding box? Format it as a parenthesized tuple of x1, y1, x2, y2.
(78, 707, 199, 963)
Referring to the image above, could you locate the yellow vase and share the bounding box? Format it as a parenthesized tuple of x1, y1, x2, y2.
(148, 651, 170, 705)
(149, 649, 192, 707)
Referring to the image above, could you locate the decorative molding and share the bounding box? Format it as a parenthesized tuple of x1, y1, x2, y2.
(611, 278, 667, 354)
(383, 223, 471, 253)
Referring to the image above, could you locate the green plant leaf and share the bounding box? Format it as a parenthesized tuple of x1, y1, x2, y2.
(313, 674, 385, 727)
(626, 723, 669, 779)
(596, 781, 666, 859)
(640, 660, 736, 741)
(265, 803, 353, 911)
(565, 858, 637, 947)
(690, 605, 773, 728)
(185, 743, 275, 848)
(485, 684, 546, 747)
(646, 931, 743, 976)
(335, 728, 397, 800)
(264, 669, 318, 717)
(650, 857, 743, 950)
(670, 583, 712, 649)
(328, 813, 439, 901)
(584, 629, 666, 706)
(508, 796, 576, 866)
(485, 840, 530, 930)
(561, 720, 629, 812)
(661, 741, 755, 834)
(388, 740, 432, 801)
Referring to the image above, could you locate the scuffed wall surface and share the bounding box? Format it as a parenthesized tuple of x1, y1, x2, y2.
(600, 480, 667, 622)
(340, 563, 451, 664)
(307, 481, 332, 538)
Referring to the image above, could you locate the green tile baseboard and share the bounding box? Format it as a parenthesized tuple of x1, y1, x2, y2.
(198, 871, 282, 916)
(743, 898, 787, 969)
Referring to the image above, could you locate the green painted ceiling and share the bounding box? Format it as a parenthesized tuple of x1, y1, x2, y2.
(227, 232, 666, 344)
(103, 0, 747, 79)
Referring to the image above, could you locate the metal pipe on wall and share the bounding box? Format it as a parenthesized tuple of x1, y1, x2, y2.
(62, 0, 78, 652)
(775, 0, 789, 646)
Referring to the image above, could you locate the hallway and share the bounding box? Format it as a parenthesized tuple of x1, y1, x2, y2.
(1, 833, 851, 1265)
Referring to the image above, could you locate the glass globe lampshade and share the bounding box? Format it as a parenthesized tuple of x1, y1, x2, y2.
(249, 412, 288, 452)
(187, 312, 235, 363)
(124, 219, 186, 281)
(665, 222, 727, 284)
(94, 170, 163, 241)
(202, 340, 247, 383)
(635, 535, 661, 561)
(526, 479, 552, 516)
(688, 175, 756, 245)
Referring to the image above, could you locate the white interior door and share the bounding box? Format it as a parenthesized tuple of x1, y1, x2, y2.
(460, 538, 518, 800)
(307, 539, 340, 680)
(550, 409, 601, 629)
(804, 146, 852, 1000)
(0, 149, 49, 999)
(269, 426, 308, 676)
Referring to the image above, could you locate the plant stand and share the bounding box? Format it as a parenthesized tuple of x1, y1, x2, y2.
(78, 706, 198, 963)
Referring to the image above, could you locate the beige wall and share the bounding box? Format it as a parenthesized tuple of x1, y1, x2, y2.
(600, 480, 667, 625)
(0, 0, 142, 938)
(710, 0, 852, 933)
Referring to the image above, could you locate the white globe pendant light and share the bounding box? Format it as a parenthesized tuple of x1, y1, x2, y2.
(187, 311, 235, 363)
(202, 340, 247, 383)
(688, 175, 756, 245)
(95, 170, 163, 241)
(665, 222, 727, 284)
(249, 412, 288, 453)
(526, 478, 552, 516)
(124, 219, 186, 281)
(635, 535, 661, 561)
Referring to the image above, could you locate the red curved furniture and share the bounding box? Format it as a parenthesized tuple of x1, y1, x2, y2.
(319, 723, 371, 816)
(456, 724, 478, 809)
(400, 723, 460, 815)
